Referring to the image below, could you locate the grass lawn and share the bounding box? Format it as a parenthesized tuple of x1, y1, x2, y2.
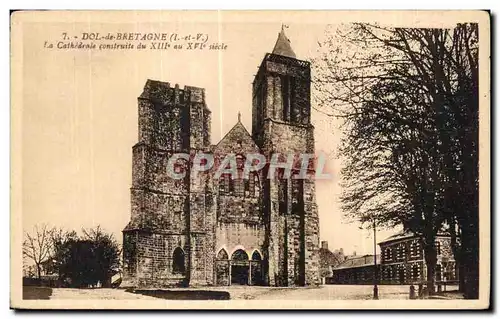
(23, 286, 53, 300)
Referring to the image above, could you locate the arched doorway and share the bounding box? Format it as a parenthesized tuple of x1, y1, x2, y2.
(231, 249, 249, 285)
(250, 250, 263, 285)
(215, 249, 230, 286)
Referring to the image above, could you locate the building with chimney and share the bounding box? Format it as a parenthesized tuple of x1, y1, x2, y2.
(122, 27, 321, 287)
(318, 241, 345, 283)
(328, 230, 459, 286)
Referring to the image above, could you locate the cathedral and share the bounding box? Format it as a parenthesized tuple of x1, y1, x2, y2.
(122, 27, 320, 287)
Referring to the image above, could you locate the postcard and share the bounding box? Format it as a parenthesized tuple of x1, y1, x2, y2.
(10, 10, 490, 310)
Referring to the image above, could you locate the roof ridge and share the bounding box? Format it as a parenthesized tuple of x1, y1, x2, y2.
(271, 27, 296, 59)
(214, 120, 259, 151)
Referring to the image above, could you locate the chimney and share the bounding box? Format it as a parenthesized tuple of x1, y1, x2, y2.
(339, 248, 344, 255)
(321, 241, 328, 250)
(353, 251, 357, 256)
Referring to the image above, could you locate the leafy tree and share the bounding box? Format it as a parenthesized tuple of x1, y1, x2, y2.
(57, 239, 96, 287)
(313, 23, 479, 298)
(82, 226, 121, 287)
(51, 228, 78, 284)
(52, 226, 120, 288)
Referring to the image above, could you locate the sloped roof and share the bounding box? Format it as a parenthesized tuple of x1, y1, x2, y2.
(319, 248, 345, 268)
(214, 119, 260, 154)
(378, 229, 416, 245)
(378, 228, 452, 245)
(272, 26, 296, 58)
(334, 254, 379, 270)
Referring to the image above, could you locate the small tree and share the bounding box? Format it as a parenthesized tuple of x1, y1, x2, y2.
(82, 226, 121, 287)
(53, 226, 120, 288)
(51, 228, 78, 284)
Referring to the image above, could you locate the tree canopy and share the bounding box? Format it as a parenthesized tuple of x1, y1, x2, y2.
(313, 22, 479, 298)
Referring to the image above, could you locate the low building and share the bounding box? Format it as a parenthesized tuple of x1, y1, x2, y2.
(328, 254, 379, 284)
(378, 230, 458, 285)
(319, 241, 345, 283)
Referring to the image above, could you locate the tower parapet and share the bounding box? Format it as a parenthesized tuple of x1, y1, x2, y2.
(137, 80, 210, 151)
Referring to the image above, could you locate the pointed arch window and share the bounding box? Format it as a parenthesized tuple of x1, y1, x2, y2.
(291, 178, 303, 207)
(245, 172, 258, 197)
(219, 175, 227, 195)
(219, 174, 232, 195)
(231, 249, 249, 262)
(172, 247, 186, 274)
(251, 250, 262, 261)
(232, 155, 245, 197)
(217, 249, 229, 260)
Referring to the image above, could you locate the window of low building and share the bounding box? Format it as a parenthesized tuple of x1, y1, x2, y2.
(387, 266, 393, 279)
(412, 263, 420, 279)
(410, 240, 421, 258)
(436, 264, 442, 281)
(384, 247, 392, 261)
(396, 244, 406, 262)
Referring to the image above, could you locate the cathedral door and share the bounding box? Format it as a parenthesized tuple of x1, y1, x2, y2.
(231, 249, 249, 285)
(250, 251, 263, 285)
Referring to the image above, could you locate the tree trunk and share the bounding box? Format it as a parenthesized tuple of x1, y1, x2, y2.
(464, 258, 479, 299)
(424, 242, 437, 295)
(459, 171, 479, 299)
(36, 264, 42, 282)
(461, 226, 479, 299)
(458, 260, 465, 292)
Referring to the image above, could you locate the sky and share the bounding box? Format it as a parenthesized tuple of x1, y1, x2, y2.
(19, 11, 401, 256)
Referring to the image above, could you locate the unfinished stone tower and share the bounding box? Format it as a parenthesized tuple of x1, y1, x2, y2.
(122, 81, 216, 287)
(123, 27, 320, 287)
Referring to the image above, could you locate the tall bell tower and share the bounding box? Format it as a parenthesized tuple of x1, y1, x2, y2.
(252, 26, 320, 286)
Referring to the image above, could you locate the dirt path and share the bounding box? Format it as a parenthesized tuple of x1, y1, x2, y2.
(49, 288, 159, 300)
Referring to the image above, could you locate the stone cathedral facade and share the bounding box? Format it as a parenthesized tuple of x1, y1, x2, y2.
(122, 28, 320, 288)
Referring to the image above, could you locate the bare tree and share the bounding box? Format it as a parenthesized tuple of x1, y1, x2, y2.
(22, 224, 55, 280)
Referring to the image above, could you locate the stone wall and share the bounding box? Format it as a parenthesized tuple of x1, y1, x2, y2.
(123, 80, 215, 287)
(252, 53, 320, 287)
(215, 222, 265, 258)
(124, 46, 321, 288)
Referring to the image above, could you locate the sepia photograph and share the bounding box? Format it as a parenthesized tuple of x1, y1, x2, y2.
(10, 10, 490, 309)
